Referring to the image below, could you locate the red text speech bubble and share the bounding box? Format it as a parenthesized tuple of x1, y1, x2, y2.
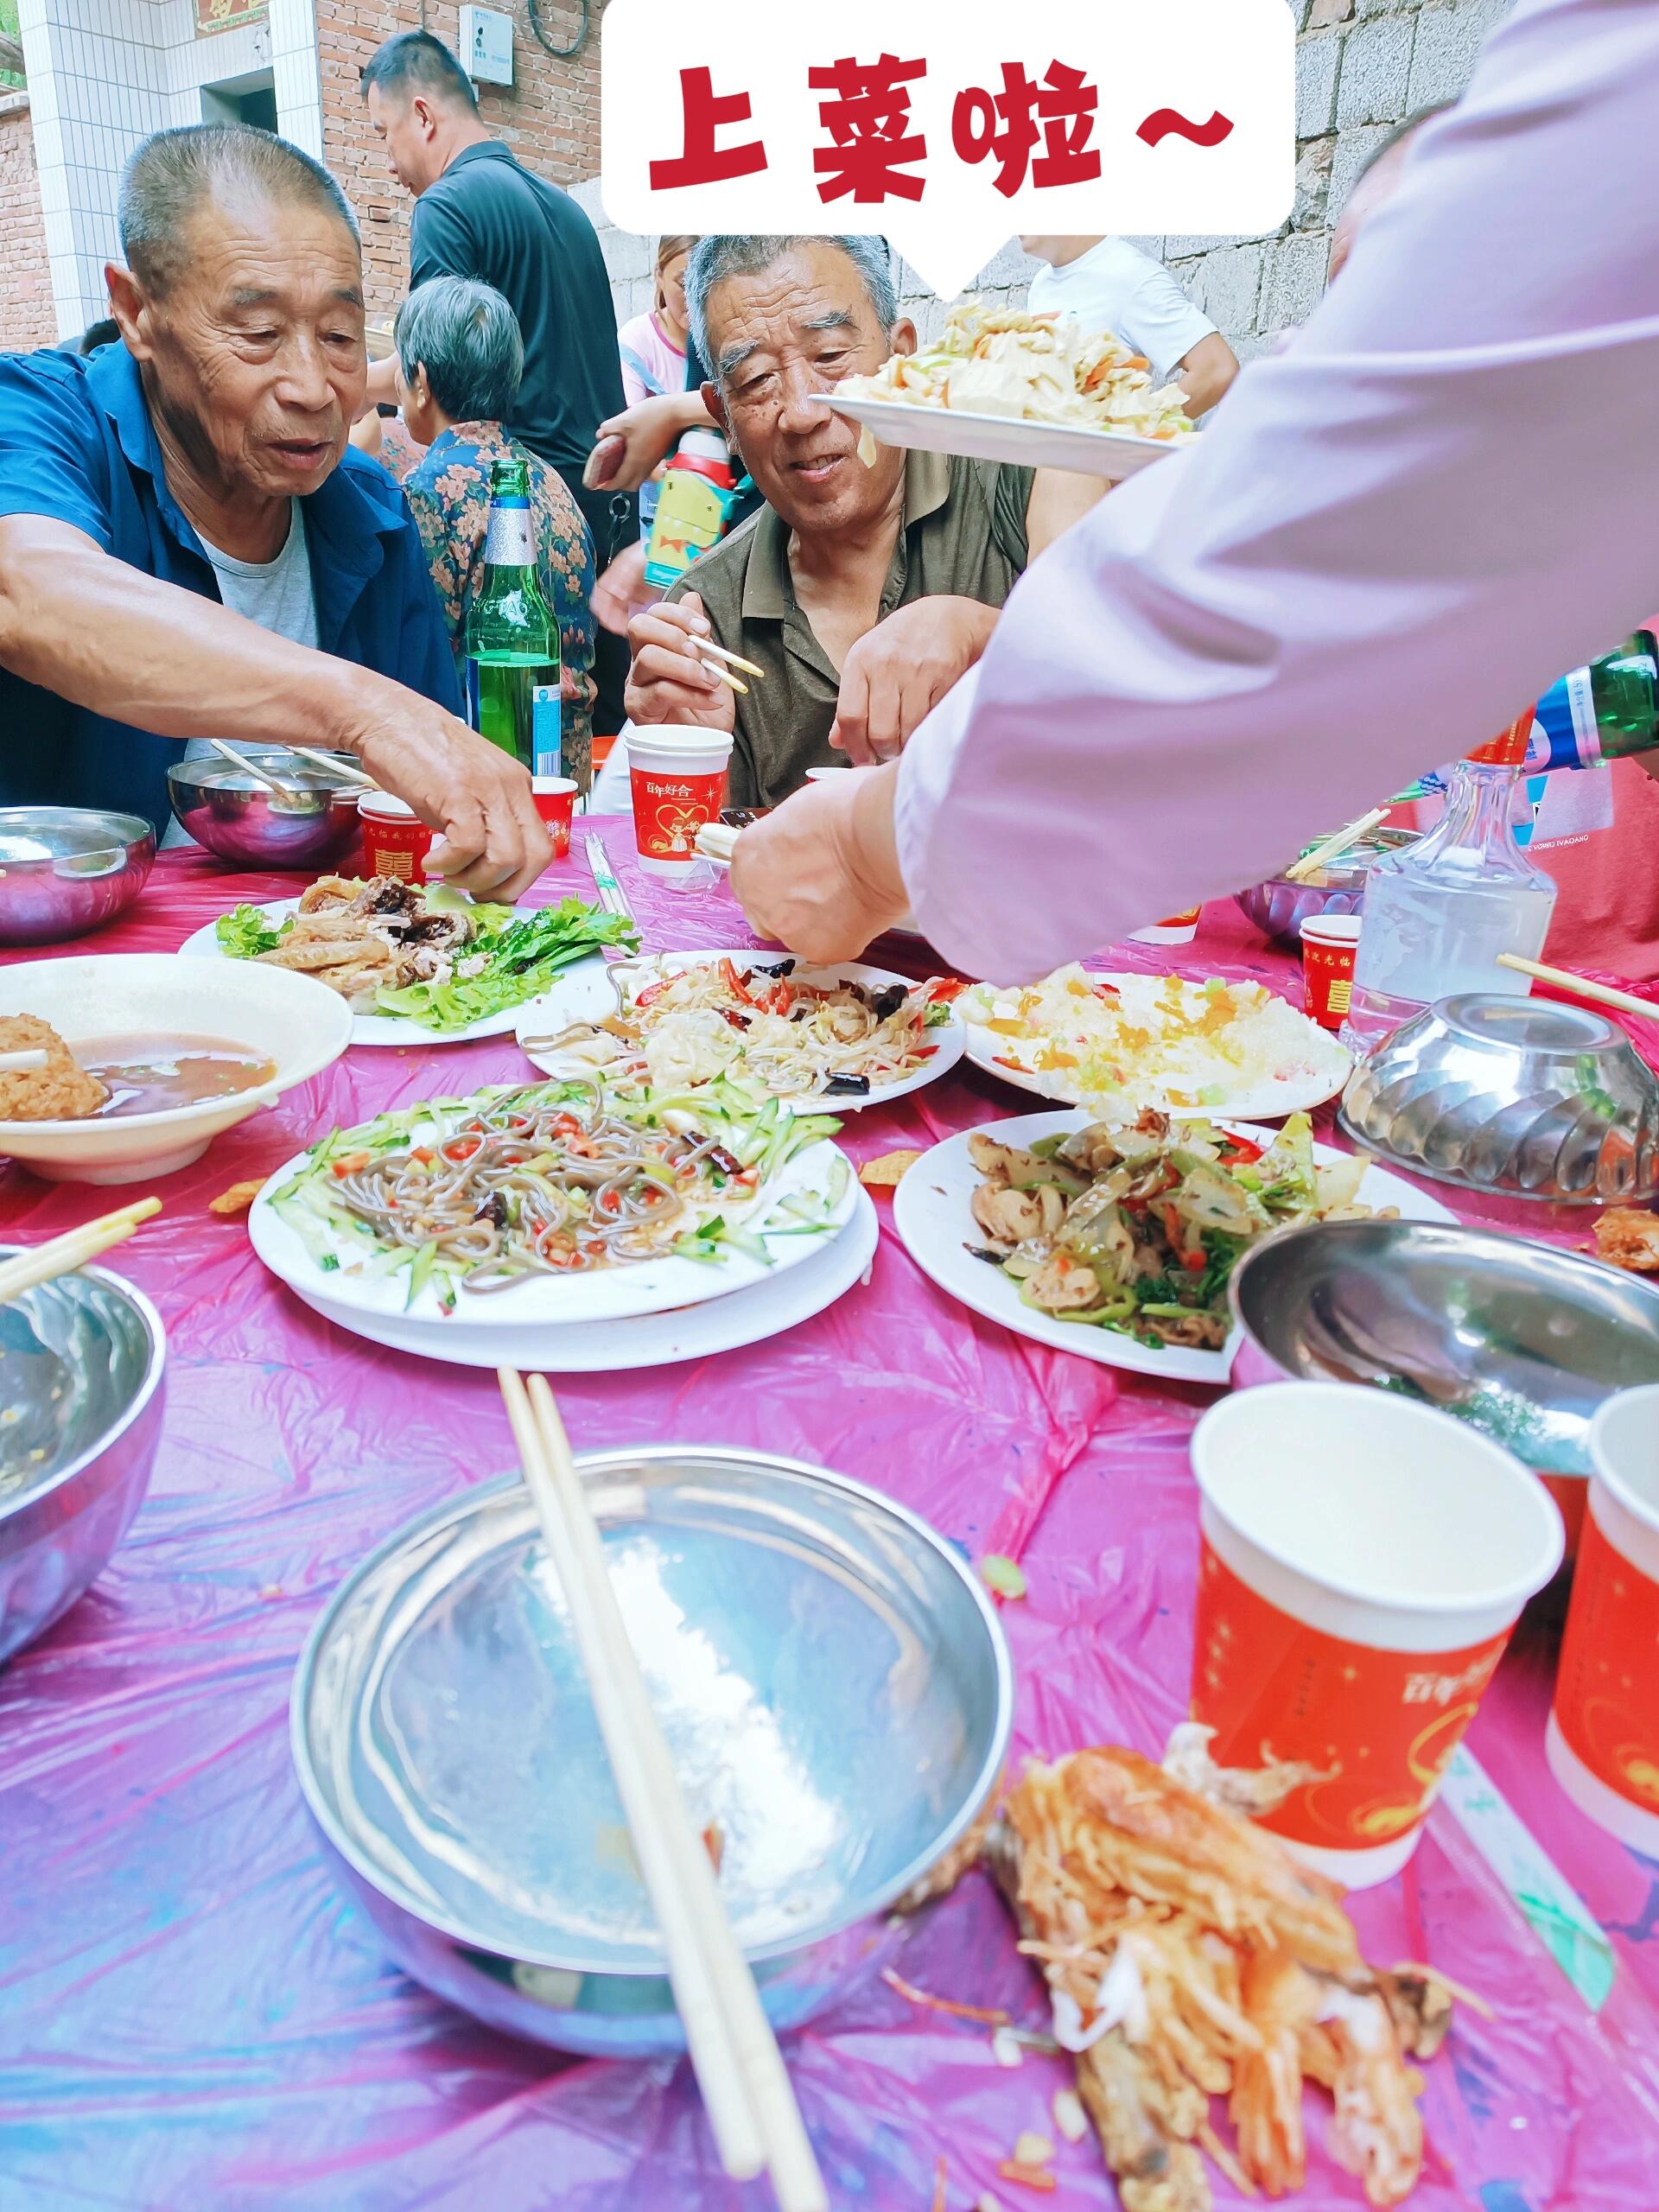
(601, 0, 1294, 300)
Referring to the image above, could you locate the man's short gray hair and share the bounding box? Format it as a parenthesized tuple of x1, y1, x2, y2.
(118, 124, 359, 295)
(685, 236, 898, 378)
(395, 276, 524, 425)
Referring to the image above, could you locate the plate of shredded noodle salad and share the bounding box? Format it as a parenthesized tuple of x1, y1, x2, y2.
(249, 1076, 857, 1330)
(960, 967, 1351, 1121)
(518, 953, 966, 1108)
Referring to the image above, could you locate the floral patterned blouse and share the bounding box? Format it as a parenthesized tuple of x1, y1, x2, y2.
(404, 422, 597, 762)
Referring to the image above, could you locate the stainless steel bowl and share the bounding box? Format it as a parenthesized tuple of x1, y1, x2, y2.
(0, 1253, 165, 1664)
(0, 808, 156, 947)
(1234, 829, 1419, 948)
(167, 750, 363, 869)
(1340, 992, 1659, 1206)
(1230, 1218, 1659, 1478)
(293, 1446, 1013, 2056)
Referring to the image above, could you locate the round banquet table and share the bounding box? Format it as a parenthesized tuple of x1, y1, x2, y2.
(3, 827, 1659, 2212)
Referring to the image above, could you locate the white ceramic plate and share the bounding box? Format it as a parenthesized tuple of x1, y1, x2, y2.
(960, 978, 1351, 1122)
(276, 1185, 880, 1371)
(248, 1117, 861, 1331)
(178, 897, 546, 1047)
(893, 1109, 1459, 1386)
(821, 391, 1186, 481)
(516, 953, 963, 1110)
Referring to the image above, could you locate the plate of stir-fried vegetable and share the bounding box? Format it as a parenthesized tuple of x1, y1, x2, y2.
(893, 1108, 1456, 1382)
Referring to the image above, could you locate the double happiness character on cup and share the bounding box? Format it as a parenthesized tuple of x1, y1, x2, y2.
(1300, 912, 1363, 1031)
(358, 791, 435, 882)
(627, 726, 735, 878)
(1548, 1384, 1659, 1853)
(1190, 1382, 1564, 1887)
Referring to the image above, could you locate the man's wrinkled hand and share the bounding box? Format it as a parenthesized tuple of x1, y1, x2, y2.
(585, 394, 696, 493)
(730, 763, 907, 963)
(624, 592, 737, 734)
(351, 691, 550, 902)
(830, 596, 999, 765)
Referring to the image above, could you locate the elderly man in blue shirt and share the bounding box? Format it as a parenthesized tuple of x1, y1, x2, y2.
(0, 122, 548, 898)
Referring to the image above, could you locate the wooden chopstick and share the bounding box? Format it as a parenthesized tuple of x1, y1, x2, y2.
(0, 1198, 161, 1305)
(1497, 953, 1659, 1025)
(499, 1371, 762, 2182)
(699, 658, 748, 696)
(1285, 806, 1390, 884)
(501, 1372, 828, 2212)
(287, 743, 378, 789)
(697, 639, 766, 680)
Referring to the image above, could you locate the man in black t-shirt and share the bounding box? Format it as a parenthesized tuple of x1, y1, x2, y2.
(362, 29, 632, 729)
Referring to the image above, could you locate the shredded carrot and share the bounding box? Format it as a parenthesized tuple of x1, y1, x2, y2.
(881, 1967, 1011, 2027)
(995, 2163, 1057, 2193)
(931, 2152, 948, 2212)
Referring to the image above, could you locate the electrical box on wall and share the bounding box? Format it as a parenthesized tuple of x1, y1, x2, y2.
(459, 5, 513, 86)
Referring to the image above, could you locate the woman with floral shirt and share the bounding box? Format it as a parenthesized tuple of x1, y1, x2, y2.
(396, 276, 596, 765)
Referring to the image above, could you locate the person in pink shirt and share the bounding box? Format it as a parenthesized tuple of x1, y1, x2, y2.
(730, 0, 1659, 982)
(615, 234, 696, 538)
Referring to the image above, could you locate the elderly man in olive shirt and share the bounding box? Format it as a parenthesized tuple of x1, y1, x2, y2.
(625, 236, 1104, 809)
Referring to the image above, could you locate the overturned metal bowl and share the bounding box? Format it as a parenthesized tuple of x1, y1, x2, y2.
(1340, 993, 1659, 1206)
(1230, 1219, 1659, 1484)
(0, 808, 155, 947)
(1234, 829, 1419, 949)
(167, 751, 362, 869)
(294, 1447, 1012, 2056)
(0, 1254, 165, 1665)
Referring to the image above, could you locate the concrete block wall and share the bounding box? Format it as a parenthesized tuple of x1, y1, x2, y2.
(579, 0, 1516, 362)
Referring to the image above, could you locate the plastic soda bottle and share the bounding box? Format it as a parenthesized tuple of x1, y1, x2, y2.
(643, 430, 741, 593)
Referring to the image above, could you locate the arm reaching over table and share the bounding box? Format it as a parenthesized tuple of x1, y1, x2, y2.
(0, 514, 550, 900)
(855, 0, 1659, 979)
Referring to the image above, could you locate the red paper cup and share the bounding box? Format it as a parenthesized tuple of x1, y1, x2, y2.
(1300, 912, 1363, 1030)
(627, 728, 734, 877)
(1191, 1383, 1563, 1887)
(1548, 1386, 1659, 1852)
(357, 791, 434, 882)
(1129, 907, 1201, 946)
(531, 776, 578, 861)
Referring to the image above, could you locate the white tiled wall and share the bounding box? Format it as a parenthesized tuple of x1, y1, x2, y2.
(18, 0, 324, 339)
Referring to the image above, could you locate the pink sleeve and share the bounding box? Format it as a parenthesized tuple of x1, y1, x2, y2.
(894, 0, 1659, 982)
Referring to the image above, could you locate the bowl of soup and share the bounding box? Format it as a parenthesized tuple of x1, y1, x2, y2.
(0, 955, 353, 1183)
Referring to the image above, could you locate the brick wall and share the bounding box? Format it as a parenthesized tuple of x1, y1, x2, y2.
(321, 0, 601, 326)
(581, 0, 1515, 358)
(0, 96, 56, 353)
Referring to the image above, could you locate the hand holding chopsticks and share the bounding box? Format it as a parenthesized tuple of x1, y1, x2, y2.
(498, 1370, 826, 2212)
(0, 1198, 161, 1305)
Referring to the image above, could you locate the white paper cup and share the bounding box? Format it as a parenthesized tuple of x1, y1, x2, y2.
(627, 727, 735, 877)
(1191, 1383, 1564, 1887)
(804, 764, 852, 783)
(1548, 1385, 1659, 1853)
(1129, 907, 1201, 945)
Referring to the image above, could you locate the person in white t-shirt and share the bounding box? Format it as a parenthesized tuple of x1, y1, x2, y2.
(1019, 237, 1239, 417)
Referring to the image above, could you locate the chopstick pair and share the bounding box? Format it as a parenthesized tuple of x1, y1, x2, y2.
(208, 738, 377, 794)
(0, 1198, 161, 1306)
(498, 1371, 826, 2212)
(1285, 807, 1390, 884)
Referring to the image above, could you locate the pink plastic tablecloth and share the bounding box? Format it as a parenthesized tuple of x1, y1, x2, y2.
(3, 827, 1657, 2212)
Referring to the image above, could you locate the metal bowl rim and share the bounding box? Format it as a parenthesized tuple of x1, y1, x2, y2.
(0, 808, 156, 868)
(1230, 1213, 1659, 1333)
(0, 1249, 166, 1532)
(1333, 1105, 1656, 1205)
(167, 756, 362, 797)
(290, 1443, 1015, 1977)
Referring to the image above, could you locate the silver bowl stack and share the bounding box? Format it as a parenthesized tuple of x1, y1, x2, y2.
(1340, 992, 1659, 1207)
(293, 1446, 1013, 2055)
(0, 1256, 166, 1664)
(0, 807, 156, 947)
(167, 749, 364, 869)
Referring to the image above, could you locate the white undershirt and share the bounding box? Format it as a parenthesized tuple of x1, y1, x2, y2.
(165, 500, 320, 847)
(1027, 239, 1217, 387)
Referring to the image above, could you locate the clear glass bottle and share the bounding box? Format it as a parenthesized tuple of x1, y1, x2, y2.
(1344, 721, 1558, 1052)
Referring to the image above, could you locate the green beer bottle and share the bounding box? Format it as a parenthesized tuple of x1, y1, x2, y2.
(1527, 631, 1659, 772)
(466, 458, 575, 785)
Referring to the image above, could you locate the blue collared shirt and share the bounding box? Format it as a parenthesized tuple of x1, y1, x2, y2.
(0, 344, 461, 834)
